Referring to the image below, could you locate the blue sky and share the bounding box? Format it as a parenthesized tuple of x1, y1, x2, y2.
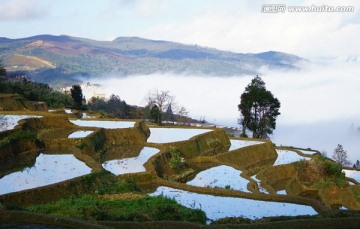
(1, 0, 360, 58)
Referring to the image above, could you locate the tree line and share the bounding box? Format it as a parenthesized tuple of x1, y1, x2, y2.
(0, 71, 73, 108)
(86, 89, 190, 124)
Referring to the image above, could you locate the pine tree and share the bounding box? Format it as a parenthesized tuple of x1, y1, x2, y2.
(165, 104, 175, 123)
(150, 105, 161, 125)
(353, 160, 360, 168)
(70, 84, 84, 109)
(332, 144, 351, 167)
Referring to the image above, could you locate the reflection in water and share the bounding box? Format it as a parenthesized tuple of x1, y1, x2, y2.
(0, 115, 42, 132)
(147, 128, 212, 143)
(150, 186, 317, 222)
(299, 150, 317, 155)
(70, 120, 135, 129)
(274, 150, 311, 166)
(187, 165, 251, 192)
(251, 175, 269, 194)
(102, 147, 160, 175)
(343, 169, 360, 182)
(229, 139, 264, 151)
(68, 130, 93, 138)
(0, 153, 92, 195)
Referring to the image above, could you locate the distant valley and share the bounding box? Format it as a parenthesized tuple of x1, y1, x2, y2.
(0, 35, 305, 86)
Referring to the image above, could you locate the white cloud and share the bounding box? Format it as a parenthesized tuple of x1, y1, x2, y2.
(0, 0, 48, 21)
(85, 60, 360, 126)
(101, 0, 174, 20)
(134, 0, 360, 59)
(84, 60, 360, 161)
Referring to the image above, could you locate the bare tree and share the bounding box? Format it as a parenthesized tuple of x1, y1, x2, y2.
(145, 89, 175, 124)
(145, 90, 174, 111)
(332, 144, 351, 167)
(176, 106, 189, 125)
(144, 89, 190, 125)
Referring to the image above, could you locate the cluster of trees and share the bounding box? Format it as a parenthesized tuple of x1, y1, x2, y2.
(0, 60, 190, 124)
(0, 74, 73, 108)
(144, 89, 189, 125)
(87, 94, 134, 119)
(82, 89, 190, 124)
(331, 144, 360, 169)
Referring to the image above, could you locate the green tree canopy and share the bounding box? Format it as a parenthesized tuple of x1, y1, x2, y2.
(70, 84, 84, 109)
(87, 95, 137, 119)
(150, 105, 161, 125)
(238, 76, 280, 139)
(0, 60, 6, 77)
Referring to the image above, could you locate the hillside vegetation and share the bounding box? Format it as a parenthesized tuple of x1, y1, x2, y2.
(0, 35, 305, 86)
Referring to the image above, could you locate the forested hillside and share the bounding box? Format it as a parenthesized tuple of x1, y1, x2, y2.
(0, 35, 305, 86)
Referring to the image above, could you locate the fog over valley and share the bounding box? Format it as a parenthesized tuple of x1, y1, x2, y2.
(84, 60, 360, 163)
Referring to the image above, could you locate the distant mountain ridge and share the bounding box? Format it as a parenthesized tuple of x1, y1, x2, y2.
(0, 34, 306, 86)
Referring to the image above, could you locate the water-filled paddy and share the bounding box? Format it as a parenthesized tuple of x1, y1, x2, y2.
(274, 150, 311, 166)
(0, 153, 92, 195)
(150, 186, 318, 221)
(186, 165, 250, 192)
(299, 150, 317, 155)
(70, 120, 135, 129)
(343, 169, 360, 182)
(251, 175, 269, 194)
(0, 115, 42, 132)
(68, 130, 93, 138)
(82, 113, 95, 119)
(102, 147, 160, 175)
(147, 128, 212, 143)
(229, 139, 264, 151)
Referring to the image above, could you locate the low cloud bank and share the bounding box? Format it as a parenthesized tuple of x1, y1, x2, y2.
(85, 60, 360, 162)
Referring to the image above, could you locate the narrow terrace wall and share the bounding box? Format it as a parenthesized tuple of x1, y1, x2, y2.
(215, 141, 277, 173)
(42, 129, 106, 159)
(0, 94, 27, 111)
(153, 179, 331, 215)
(0, 172, 111, 207)
(0, 117, 44, 175)
(103, 121, 150, 147)
(256, 164, 297, 191)
(146, 129, 230, 178)
(0, 94, 48, 111)
(165, 128, 230, 158)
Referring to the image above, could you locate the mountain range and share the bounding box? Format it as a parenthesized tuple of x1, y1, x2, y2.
(0, 34, 306, 86)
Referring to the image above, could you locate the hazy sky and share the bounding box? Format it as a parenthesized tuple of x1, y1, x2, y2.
(1, 0, 360, 59)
